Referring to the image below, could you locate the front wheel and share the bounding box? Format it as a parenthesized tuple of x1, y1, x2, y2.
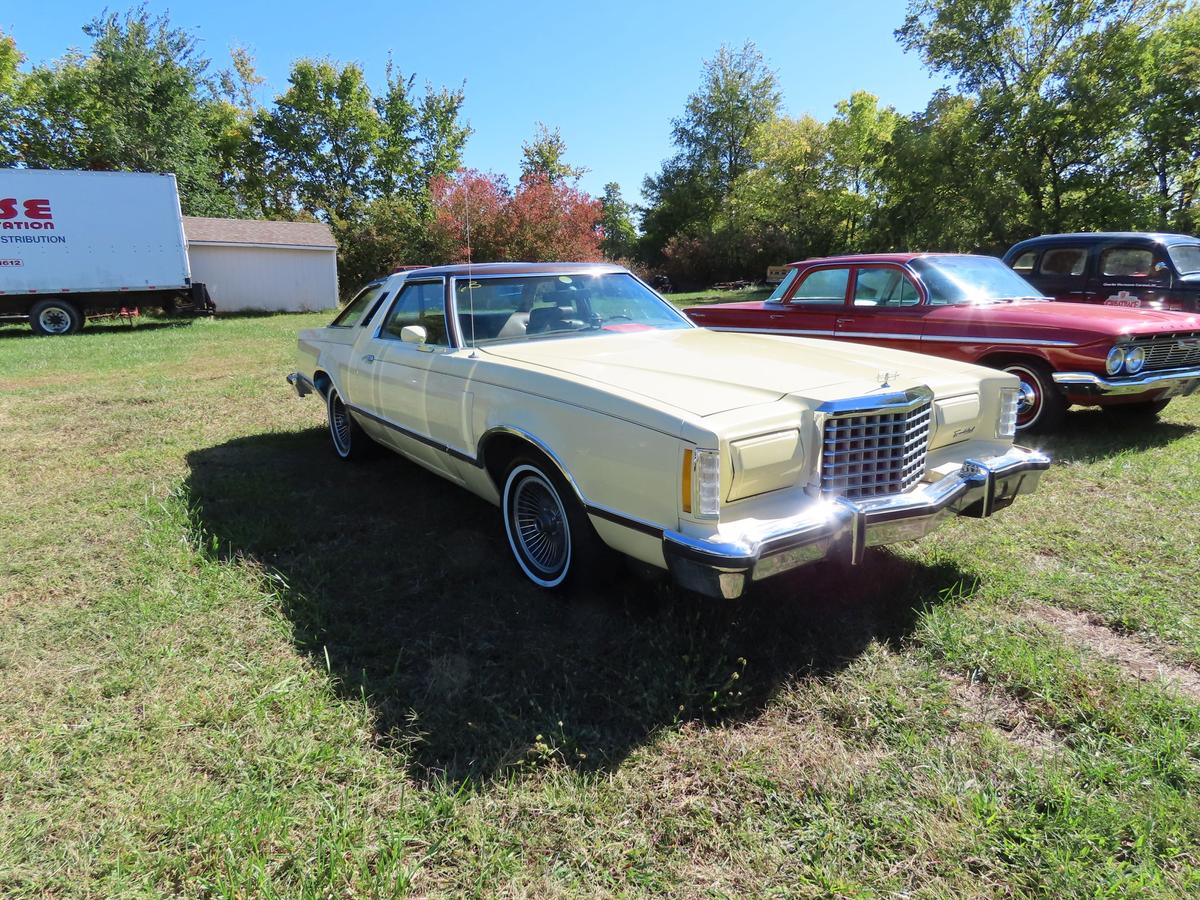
(1001, 361, 1066, 433)
(501, 457, 605, 591)
(29, 299, 84, 336)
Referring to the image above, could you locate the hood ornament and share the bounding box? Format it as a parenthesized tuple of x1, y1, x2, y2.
(876, 370, 900, 389)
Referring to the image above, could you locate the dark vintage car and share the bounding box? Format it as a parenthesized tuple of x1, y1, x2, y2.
(685, 253, 1200, 432)
(1002, 232, 1200, 312)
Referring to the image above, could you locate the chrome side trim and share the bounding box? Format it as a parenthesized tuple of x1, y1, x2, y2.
(704, 325, 1076, 348)
(347, 402, 479, 465)
(1052, 365, 1200, 396)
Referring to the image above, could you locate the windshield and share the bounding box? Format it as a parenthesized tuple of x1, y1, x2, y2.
(454, 272, 692, 346)
(1168, 243, 1200, 275)
(910, 256, 1048, 305)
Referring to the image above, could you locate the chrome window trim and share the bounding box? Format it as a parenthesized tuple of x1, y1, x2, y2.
(705, 325, 1077, 348)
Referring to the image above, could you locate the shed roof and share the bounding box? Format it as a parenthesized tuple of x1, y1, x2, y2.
(183, 216, 336, 250)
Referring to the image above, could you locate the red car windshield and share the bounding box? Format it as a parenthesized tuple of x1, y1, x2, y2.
(911, 256, 1048, 305)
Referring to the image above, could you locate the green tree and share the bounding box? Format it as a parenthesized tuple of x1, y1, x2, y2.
(9, 7, 236, 215)
(0, 31, 22, 166)
(261, 59, 381, 223)
(826, 91, 899, 249)
(640, 41, 781, 263)
(897, 0, 1167, 235)
(599, 182, 637, 259)
(519, 122, 586, 183)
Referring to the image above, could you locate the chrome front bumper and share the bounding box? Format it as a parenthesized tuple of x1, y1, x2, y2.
(662, 445, 1051, 599)
(1052, 366, 1200, 398)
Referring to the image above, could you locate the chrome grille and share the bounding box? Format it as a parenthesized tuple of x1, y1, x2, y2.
(821, 398, 932, 499)
(1134, 333, 1200, 371)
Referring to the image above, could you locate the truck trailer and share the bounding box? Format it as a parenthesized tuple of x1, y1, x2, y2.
(0, 169, 214, 335)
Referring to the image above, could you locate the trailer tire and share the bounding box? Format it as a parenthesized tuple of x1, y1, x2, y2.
(29, 299, 84, 336)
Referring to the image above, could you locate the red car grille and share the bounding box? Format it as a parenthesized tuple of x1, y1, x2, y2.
(821, 400, 932, 500)
(1135, 333, 1200, 371)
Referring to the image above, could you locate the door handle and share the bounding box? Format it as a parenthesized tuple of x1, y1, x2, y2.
(362, 353, 376, 364)
(836, 318, 855, 326)
(769, 314, 784, 320)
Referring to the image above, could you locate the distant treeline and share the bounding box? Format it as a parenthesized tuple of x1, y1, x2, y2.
(2, 2, 1197, 290)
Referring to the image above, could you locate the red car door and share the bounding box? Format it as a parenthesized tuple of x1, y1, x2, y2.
(833, 265, 928, 353)
(766, 264, 852, 336)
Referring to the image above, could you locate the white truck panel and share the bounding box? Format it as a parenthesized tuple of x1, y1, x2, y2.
(0, 169, 190, 294)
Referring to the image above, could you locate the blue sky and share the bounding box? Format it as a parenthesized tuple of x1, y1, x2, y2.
(3, 1, 944, 205)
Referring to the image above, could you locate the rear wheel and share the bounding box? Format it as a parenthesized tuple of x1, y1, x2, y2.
(501, 456, 604, 591)
(29, 299, 83, 336)
(1103, 398, 1170, 422)
(1000, 360, 1066, 433)
(325, 386, 375, 460)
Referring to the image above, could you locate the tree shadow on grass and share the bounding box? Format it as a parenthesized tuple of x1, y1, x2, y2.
(184, 428, 972, 784)
(1033, 406, 1197, 464)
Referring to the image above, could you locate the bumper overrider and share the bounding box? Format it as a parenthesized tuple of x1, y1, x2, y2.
(662, 445, 1051, 599)
(1052, 366, 1200, 398)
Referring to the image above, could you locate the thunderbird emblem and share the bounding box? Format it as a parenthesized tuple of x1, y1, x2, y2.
(876, 371, 900, 388)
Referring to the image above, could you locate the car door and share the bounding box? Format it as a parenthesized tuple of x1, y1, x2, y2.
(772, 265, 851, 335)
(368, 278, 463, 478)
(1087, 243, 1172, 309)
(1028, 244, 1089, 301)
(834, 265, 926, 353)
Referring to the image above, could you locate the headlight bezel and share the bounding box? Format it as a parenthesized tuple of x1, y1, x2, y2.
(1105, 346, 1125, 376)
(1123, 344, 1146, 374)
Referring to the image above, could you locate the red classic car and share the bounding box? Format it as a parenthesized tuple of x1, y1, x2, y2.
(685, 253, 1200, 431)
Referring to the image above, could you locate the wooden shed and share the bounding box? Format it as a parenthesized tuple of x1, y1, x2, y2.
(183, 216, 338, 313)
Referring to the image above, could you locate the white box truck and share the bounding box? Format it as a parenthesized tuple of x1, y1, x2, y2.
(0, 169, 214, 335)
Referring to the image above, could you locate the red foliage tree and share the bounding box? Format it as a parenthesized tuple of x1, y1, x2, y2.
(429, 169, 603, 263)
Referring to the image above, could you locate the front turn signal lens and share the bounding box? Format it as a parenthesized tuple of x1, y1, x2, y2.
(681, 449, 693, 514)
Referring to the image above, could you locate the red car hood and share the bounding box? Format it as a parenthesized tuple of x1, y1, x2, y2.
(926, 300, 1200, 338)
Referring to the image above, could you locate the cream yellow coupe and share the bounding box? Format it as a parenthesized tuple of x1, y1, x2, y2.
(288, 263, 1050, 598)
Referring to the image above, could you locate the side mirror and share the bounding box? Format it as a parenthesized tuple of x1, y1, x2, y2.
(1153, 261, 1170, 274)
(400, 325, 427, 345)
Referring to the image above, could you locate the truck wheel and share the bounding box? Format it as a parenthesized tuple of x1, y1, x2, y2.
(1103, 399, 1170, 422)
(29, 299, 84, 336)
(502, 456, 604, 591)
(1000, 361, 1066, 433)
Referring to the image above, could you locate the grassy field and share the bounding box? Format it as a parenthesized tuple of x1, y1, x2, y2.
(1, 312, 1199, 896)
(665, 286, 774, 306)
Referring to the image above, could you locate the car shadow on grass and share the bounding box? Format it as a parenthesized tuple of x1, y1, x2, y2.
(184, 428, 972, 785)
(1035, 406, 1197, 464)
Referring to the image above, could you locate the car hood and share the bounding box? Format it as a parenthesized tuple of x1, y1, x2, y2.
(926, 300, 1200, 338)
(480, 328, 981, 417)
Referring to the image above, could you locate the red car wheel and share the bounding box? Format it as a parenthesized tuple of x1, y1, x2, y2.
(1002, 361, 1066, 433)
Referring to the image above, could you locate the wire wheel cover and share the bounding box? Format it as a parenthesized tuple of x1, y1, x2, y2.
(330, 394, 352, 453)
(511, 475, 569, 575)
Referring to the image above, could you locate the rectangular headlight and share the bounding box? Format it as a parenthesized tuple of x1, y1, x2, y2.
(682, 448, 721, 518)
(998, 388, 1019, 439)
